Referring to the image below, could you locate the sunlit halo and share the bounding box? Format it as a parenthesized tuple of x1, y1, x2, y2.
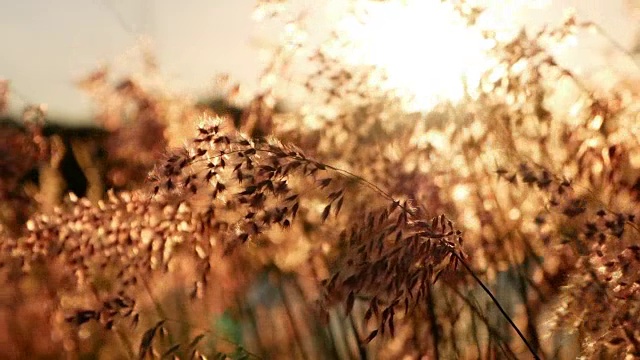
(336, 0, 496, 112)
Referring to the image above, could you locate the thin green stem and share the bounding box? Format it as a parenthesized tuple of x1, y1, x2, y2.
(454, 253, 540, 360)
(426, 283, 440, 360)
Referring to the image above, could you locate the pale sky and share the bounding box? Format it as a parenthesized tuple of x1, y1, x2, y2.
(1, 1, 638, 123)
(1, 0, 260, 122)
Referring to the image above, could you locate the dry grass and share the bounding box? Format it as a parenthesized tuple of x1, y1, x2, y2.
(2, 0, 640, 359)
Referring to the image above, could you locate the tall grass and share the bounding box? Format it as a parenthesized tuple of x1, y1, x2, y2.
(1, 0, 640, 358)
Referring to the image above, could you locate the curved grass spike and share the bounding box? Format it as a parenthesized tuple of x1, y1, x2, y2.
(180, 121, 540, 359)
(306, 157, 541, 359)
(313, 157, 541, 358)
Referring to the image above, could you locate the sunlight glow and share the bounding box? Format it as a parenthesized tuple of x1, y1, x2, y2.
(337, 0, 496, 112)
(452, 184, 471, 202)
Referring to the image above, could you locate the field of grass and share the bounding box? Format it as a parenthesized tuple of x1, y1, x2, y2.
(2, 1, 640, 359)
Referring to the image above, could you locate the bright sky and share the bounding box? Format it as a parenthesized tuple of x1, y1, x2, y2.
(1, 0, 260, 122)
(1, 0, 638, 123)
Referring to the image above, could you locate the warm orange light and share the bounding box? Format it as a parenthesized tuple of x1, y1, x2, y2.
(336, 0, 495, 112)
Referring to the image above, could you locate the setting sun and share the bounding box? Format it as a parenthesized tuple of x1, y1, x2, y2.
(336, 0, 496, 111)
